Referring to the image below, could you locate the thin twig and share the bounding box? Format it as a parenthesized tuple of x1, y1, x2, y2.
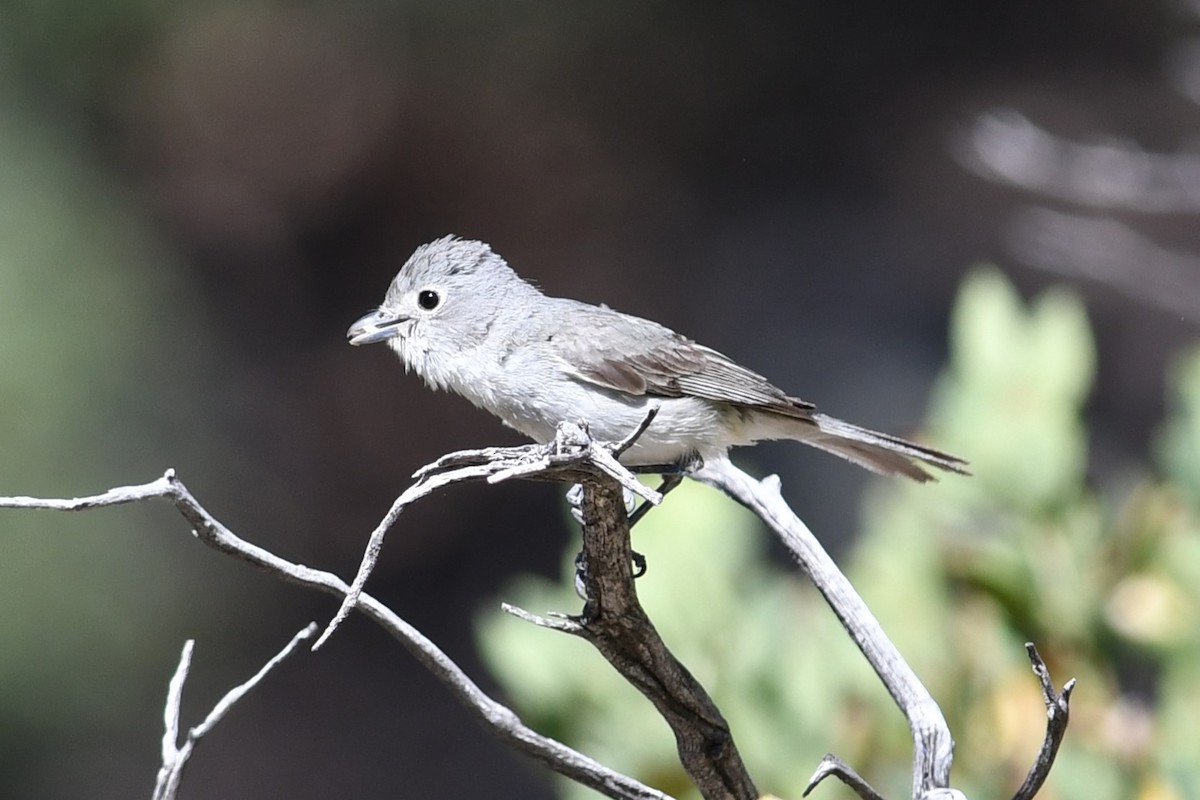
(501, 602, 583, 635)
(611, 406, 660, 458)
(152, 624, 317, 800)
(803, 754, 887, 800)
(191, 623, 318, 740)
(311, 461, 498, 651)
(154, 641, 193, 800)
(1009, 644, 1074, 800)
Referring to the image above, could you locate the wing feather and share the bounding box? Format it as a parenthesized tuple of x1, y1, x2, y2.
(548, 303, 813, 416)
(540, 300, 968, 479)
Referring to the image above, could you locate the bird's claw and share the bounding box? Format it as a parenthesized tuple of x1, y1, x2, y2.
(573, 549, 649, 601)
(566, 483, 638, 524)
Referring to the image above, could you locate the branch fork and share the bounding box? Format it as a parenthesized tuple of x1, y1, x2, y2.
(153, 624, 317, 800)
(313, 418, 663, 650)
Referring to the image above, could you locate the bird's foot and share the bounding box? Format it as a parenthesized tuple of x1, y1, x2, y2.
(572, 548, 648, 600)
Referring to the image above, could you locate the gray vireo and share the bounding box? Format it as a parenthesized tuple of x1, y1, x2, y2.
(347, 236, 967, 481)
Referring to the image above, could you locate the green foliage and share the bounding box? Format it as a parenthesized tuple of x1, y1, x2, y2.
(934, 268, 1094, 512)
(476, 268, 1200, 800)
(1158, 348, 1200, 506)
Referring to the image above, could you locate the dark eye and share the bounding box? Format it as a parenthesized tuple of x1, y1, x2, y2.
(417, 289, 440, 310)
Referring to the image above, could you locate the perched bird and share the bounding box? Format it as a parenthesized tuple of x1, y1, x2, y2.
(348, 236, 967, 481)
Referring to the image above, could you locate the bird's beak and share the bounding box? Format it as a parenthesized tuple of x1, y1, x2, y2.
(347, 310, 408, 346)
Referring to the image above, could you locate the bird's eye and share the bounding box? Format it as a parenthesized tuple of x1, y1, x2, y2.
(417, 289, 440, 310)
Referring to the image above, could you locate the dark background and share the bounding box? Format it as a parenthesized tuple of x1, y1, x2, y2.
(0, 1, 1195, 797)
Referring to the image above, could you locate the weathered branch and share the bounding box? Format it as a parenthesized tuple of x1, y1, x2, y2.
(1009, 644, 1074, 800)
(153, 624, 317, 800)
(2, 421, 1074, 800)
(0, 465, 669, 800)
(504, 475, 760, 800)
(546, 470, 758, 800)
(315, 420, 663, 650)
(803, 754, 886, 800)
(335, 415, 756, 798)
(692, 458, 955, 799)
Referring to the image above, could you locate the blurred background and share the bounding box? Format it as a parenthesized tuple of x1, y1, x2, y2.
(1, 1, 1199, 798)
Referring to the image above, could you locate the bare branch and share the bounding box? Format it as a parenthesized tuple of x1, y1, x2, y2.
(191, 623, 317, 740)
(803, 754, 887, 800)
(501, 602, 583, 635)
(152, 624, 316, 800)
(611, 405, 661, 458)
(691, 458, 955, 799)
(1, 471, 669, 800)
(154, 640, 193, 800)
(1009, 644, 1075, 800)
(563, 468, 759, 800)
(310, 460, 494, 651)
(350, 414, 750, 798)
(4, 423, 1072, 800)
(0, 475, 176, 510)
(314, 420, 663, 650)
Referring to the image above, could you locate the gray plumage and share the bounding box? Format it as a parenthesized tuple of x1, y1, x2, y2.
(347, 236, 968, 482)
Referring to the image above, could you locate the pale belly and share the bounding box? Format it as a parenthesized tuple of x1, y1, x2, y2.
(431, 348, 753, 466)
(496, 391, 742, 466)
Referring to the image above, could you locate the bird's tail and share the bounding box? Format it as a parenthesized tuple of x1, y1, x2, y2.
(797, 412, 969, 482)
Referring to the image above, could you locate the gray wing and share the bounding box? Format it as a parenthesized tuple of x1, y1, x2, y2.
(546, 302, 815, 417)
(542, 300, 969, 480)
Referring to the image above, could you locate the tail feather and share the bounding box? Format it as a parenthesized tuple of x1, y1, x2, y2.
(804, 413, 969, 483)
